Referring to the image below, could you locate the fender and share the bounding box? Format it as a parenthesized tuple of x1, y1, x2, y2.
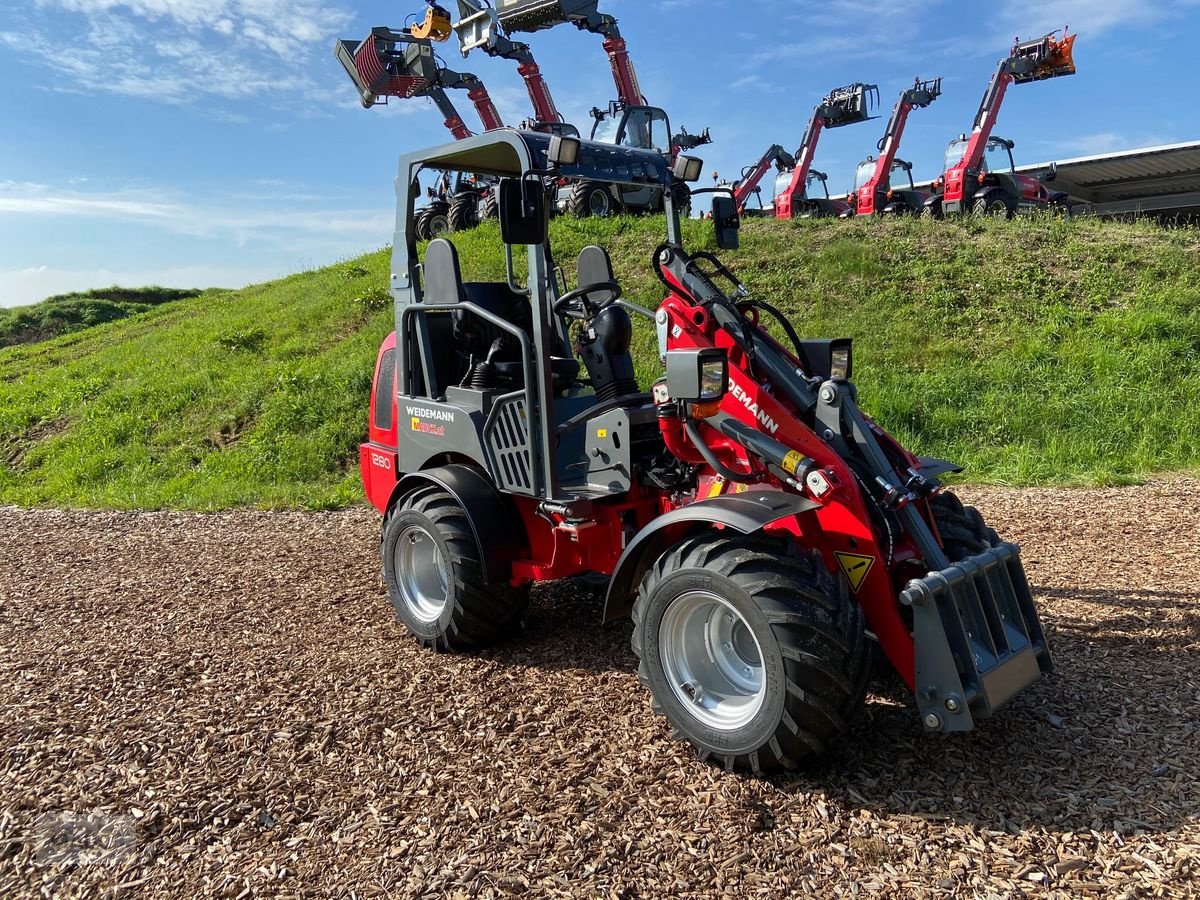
(921, 193, 943, 217)
(602, 492, 821, 623)
(388, 464, 526, 586)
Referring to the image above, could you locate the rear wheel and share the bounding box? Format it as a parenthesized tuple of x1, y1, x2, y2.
(632, 534, 869, 774)
(920, 204, 941, 220)
(382, 487, 529, 650)
(481, 190, 498, 220)
(414, 207, 435, 242)
(448, 193, 480, 233)
(569, 180, 615, 218)
(974, 196, 1014, 219)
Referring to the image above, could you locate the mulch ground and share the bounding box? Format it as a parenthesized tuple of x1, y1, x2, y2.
(1, 481, 1197, 898)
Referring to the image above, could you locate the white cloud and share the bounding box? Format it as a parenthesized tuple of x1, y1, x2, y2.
(5, 0, 354, 108)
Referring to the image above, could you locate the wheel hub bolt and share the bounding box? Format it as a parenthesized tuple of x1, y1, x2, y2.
(944, 696, 962, 713)
(723, 642, 733, 652)
(743, 667, 751, 678)
(924, 712, 943, 730)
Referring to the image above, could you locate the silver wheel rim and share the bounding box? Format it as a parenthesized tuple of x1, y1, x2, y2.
(394, 525, 449, 624)
(659, 591, 766, 731)
(589, 190, 611, 217)
(430, 215, 450, 235)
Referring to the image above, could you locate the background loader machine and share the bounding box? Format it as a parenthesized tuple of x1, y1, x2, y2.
(849, 77, 942, 216)
(358, 127, 1054, 773)
(490, 0, 712, 216)
(924, 29, 1078, 218)
(336, 19, 506, 238)
(721, 145, 797, 217)
(776, 82, 878, 219)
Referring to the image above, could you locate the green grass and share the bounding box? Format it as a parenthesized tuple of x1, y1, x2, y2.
(0, 286, 220, 348)
(2, 216, 1199, 510)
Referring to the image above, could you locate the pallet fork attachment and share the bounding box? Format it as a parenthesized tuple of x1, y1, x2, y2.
(819, 82, 880, 128)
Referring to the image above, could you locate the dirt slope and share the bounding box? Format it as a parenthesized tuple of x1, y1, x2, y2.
(1, 483, 1197, 898)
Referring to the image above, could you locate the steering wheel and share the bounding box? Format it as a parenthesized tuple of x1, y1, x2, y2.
(552, 281, 623, 320)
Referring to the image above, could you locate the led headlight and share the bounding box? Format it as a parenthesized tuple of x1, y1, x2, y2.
(829, 338, 853, 381)
(547, 134, 580, 167)
(665, 347, 728, 417)
(672, 155, 704, 183)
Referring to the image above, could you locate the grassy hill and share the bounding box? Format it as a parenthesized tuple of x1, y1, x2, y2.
(0, 286, 220, 348)
(2, 216, 1199, 510)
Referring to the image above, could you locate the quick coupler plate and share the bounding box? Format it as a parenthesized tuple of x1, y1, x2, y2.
(902, 543, 1053, 733)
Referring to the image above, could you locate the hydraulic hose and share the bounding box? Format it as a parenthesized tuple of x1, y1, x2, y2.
(684, 415, 758, 484)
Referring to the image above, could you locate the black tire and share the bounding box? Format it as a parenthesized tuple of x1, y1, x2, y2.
(414, 207, 434, 242)
(974, 196, 1014, 219)
(919, 204, 941, 220)
(382, 486, 529, 651)
(425, 206, 451, 238)
(569, 180, 615, 218)
(929, 491, 1000, 561)
(448, 193, 480, 233)
(631, 533, 869, 774)
(481, 190, 498, 220)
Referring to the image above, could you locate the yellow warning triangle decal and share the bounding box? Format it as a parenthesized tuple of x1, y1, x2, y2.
(835, 552, 876, 593)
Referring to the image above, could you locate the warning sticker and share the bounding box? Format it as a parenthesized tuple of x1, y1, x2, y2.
(782, 450, 804, 476)
(835, 552, 875, 593)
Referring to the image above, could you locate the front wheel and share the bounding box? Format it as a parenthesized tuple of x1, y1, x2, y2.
(974, 196, 1014, 219)
(569, 180, 615, 218)
(382, 486, 529, 650)
(448, 193, 480, 233)
(632, 534, 869, 774)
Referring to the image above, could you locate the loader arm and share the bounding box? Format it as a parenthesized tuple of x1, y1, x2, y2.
(856, 78, 940, 215)
(453, 0, 565, 125)
(437, 66, 506, 132)
(734, 144, 795, 212)
(493, 0, 644, 105)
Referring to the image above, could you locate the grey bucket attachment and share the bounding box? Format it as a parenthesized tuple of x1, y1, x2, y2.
(818, 82, 880, 129)
(492, 0, 600, 32)
(902, 543, 1053, 733)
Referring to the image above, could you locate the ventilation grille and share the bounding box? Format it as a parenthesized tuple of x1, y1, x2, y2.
(485, 396, 534, 494)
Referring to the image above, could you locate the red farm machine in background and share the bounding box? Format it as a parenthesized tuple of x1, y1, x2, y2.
(923, 30, 1078, 218)
(492, 0, 712, 216)
(848, 77, 942, 216)
(716, 145, 796, 218)
(775, 83, 879, 219)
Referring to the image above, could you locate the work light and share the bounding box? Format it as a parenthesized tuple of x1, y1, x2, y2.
(829, 339, 853, 381)
(548, 134, 580, 167)
(672, 155, 704, 183)
(666, 348, 728, 418)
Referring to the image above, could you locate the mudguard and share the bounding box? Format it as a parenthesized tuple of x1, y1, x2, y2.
(390, 464, 526, 586)
(602, 492, 821, 623)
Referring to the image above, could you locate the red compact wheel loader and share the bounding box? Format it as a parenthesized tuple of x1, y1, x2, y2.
(848, 78, 941, 216)
(490, 0, 712, 217)
(774, 82, 879, 219)
(923, 30, 1078, 218)
(336, 17, 507, 238)
(358, 127, 1054, 773)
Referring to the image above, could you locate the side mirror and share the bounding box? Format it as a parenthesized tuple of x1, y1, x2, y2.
(498, 178, 547, 245)
(1043, 161, 1058, 183)
(712, 195, 740, 250)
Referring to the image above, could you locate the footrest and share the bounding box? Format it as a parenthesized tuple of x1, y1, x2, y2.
(902, 543, 1052, 732)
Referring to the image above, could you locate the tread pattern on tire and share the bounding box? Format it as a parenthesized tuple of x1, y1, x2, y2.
(631, 533, 870, 774)
(568, 180, 614, 218)
(929, 492, 999, 561)
(389, 486, 528, 651)
(448, 194, 479, 233)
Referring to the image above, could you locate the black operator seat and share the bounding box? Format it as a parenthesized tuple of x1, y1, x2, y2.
(575, 246, 640, 401)
(423, 238, 580, 389)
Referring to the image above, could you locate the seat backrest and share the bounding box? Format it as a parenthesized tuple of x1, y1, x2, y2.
(423, 238, 466, 306)
(577, 245, 617, 308)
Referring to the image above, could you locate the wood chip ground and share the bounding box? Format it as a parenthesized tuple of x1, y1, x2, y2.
(1, 481, 1198, 898)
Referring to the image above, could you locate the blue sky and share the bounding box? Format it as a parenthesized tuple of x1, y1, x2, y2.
(1, 0, 1197, 306)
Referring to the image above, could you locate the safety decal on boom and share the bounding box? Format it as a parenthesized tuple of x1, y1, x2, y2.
(834, 552, 875, 593)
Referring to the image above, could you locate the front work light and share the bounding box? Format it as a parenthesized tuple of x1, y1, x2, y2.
(666, 348, 728, 418)
(672, 155, 704, 183)
(829, 339, 853, 381)
(548, 134, 580, 167)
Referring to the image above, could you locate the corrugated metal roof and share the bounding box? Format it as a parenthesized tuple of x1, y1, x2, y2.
(1017, 141, 1200, 214)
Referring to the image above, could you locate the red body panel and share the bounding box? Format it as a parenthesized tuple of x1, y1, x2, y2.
(775, 119, 824, 219)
